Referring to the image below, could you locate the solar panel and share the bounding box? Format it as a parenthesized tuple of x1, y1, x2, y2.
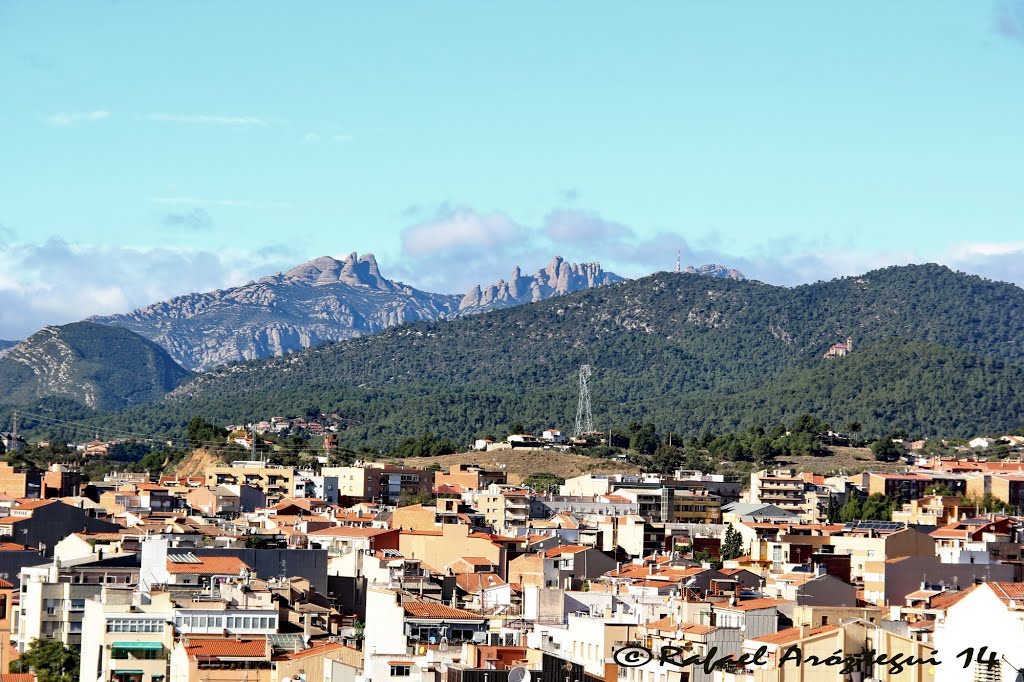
(381, 549, 404, 558)
(267, 634, 306, 652)
(167, 553, 201, 564)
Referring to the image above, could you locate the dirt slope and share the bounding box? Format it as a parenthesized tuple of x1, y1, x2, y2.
(381, 448, 640, 484)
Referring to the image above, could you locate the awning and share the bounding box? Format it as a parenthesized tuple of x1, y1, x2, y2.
(112, 642, 163, 650)
(113, 671, 144, 675)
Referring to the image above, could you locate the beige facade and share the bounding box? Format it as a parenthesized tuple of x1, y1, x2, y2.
(79, 589, 175, 682)
(892, 495, 964, 526)
(398, 523, 506, 575)
(321, 464, 435, 505)
(205, 462, 295, 504)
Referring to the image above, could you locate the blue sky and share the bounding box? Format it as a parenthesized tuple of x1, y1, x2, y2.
(2, 1, 1023, 338)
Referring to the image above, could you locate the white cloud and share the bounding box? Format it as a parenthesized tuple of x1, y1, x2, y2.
(0, 239, 295, 340)
(146, 113, 266, 126)
(545, 209, 633, 244)
(47, 110, 110, 126)
(401, 206, 526, 258)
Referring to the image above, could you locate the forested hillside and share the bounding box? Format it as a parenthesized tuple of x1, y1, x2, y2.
(84, 264, 1024, 448)
(0, 322, 191, 410)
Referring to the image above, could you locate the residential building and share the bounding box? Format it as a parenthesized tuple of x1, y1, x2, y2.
(321, 464, 435, 505)
(0, 462, 40, 499)
(892, 495, 965, 527)
(933, 583, 1024, 682)
(434, 464, 507, 492)
(79, 588, 174, 682)
(204, 462, 296, 505)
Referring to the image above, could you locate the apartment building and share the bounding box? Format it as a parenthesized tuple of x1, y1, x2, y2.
(475, 488, 532, 534)
(79, 588, 175, 682)
(434, 464, 507, 491)
(204, 462, 295, 505)
(892, 495, 965, 526)
(749, 469, 804, 512)
(293, 470, 340, 503)
(321, 463, 435, 505)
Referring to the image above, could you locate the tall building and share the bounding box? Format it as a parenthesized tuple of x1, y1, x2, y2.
(320, 463, 434, 505)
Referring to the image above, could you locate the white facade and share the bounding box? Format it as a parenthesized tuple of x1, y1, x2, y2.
(933, 584, 1024, 682)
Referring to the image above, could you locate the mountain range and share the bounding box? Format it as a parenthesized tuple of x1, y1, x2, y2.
(88, 254, 650, 370)
(85, 263, 1024, 449)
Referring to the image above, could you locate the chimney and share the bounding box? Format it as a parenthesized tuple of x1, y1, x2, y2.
(799, 624, 809, 638)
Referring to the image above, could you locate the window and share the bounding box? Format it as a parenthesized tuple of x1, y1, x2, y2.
(390, 666, 411, 677)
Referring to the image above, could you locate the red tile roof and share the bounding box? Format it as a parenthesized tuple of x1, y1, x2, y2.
(989, 582, 1024, 605)
(166, 556, 251, 575)
(719, 598, 792, 611)
(455, 572, 507, 592)
(644, 617, 715, 635)
(1, 674, 37, 682)
(0, 578, 13, 588)
(752, 624, 839, 645)
(13, 500, 57, 510)
(403, 602, 486, 620)
(308, 526, 392, 537)
(543, 545, 589, 557)
(185, 639, 267, 658)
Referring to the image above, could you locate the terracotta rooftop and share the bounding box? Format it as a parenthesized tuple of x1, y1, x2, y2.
(185, 639, 267, 658)
(455, 572, 507, 592)
(644, 616, 716, 635)
(718, 598, 792, 611)
(543, 545, 589, 557)
(166, 555, 251, 575)
(1, 674, 38, 682)
(308, 526, 392, 537)
(752, 624, 839, 645)
(283, 642, 355, 660)
(989, 582, 1024, 605)
(13, 499, 58, 510)
(403, 602, 486, 620)
(929, 586, 976, 611)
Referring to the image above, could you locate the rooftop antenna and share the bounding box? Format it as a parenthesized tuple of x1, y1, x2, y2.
(675, 250, 681, 273)
(573, 365, 594, 439)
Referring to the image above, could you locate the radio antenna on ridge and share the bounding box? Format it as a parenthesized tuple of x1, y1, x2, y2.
(675, 250, 681, 273)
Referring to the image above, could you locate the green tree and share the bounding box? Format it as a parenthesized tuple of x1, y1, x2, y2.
(963, 492, 1013, 514)
(10, 638, 80, 682)
(186, 416, 228, 450)
(397, 489, 436, 507)
(721, 526, 744, 560)
(871, 438, 903, 462)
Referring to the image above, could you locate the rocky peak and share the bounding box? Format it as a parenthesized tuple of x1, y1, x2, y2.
(459, 256, 625, 311)
(683, 263, 746, 281)
(283, 252, 397, 291)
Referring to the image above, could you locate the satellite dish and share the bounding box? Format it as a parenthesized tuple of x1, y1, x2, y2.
(508, 667, 531, 682)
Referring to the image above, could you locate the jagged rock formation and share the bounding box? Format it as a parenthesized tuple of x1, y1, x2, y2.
(0, 322, 190, 409)
(91, 253, 462, 371)
(458, 256, 625, 312)
(683, 264, 746, 280)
